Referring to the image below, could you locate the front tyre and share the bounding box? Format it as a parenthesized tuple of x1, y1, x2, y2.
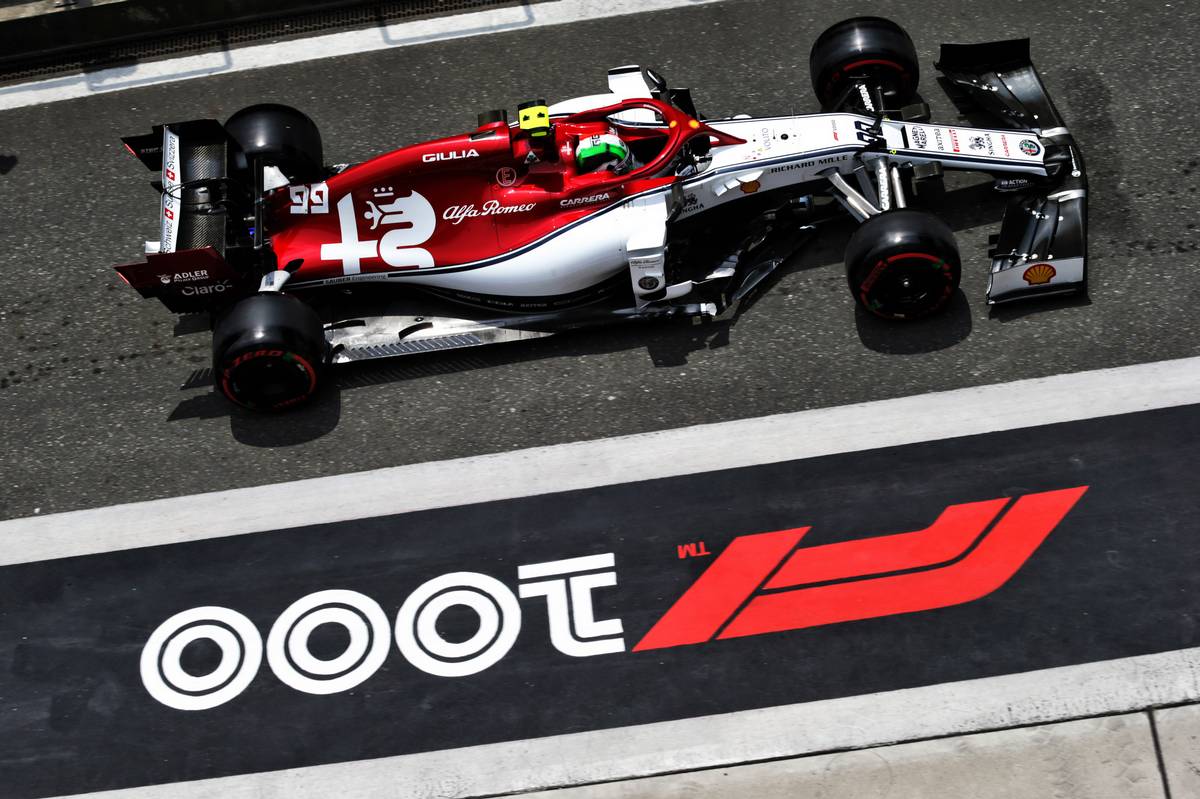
(845, 210, 961, 321)
(809, 17, 920, 110)
(213, 294, 327, 411)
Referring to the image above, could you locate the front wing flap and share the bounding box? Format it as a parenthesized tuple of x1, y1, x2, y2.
(936, 39, 1088, 304)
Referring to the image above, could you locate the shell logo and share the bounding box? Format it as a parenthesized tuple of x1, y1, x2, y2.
(1023, 263, 1056, 285)
(740, 180, 761, 194)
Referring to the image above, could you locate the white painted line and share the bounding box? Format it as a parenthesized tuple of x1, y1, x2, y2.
(1, 355, 1198, 567)
(518, 553, 615, 579)
(55, 645, 1200, 799)
(0, 0, 726, 111)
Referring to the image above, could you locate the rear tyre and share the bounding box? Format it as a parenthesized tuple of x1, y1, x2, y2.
(845, 210, 961, 321)
(809, 17, 920, 110)
(213, 293, 326, 411)
(225, 104, 324, 183)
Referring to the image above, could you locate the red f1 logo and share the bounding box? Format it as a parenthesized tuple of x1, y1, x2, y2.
(634, 486, 1088, 651)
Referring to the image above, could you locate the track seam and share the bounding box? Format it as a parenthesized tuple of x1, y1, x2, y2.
(1148, 709, 1175, 799)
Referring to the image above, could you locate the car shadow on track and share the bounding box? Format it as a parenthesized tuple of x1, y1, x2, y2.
(0, 154, 16, 175)
(167, 374, 343, 447)
(989, 291, 1092, 322)
(163, 316, 728, 446)
(855, 290, 973, 354)
(229, 392, 343, 446)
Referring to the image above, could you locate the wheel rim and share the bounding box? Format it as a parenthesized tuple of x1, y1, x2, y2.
(859, 252, 955, 319)
(220, 349, 318, 410)
(826, 61, 913, 105)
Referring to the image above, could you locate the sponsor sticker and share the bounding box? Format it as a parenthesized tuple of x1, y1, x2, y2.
(560, 192, 611, 208)
(160, 127, 181, 253)
(767, 153, 847, 175)
(1020, 139, 1042, 156)
(629, 255, 663, 272)
(152, 266, 230, 295)
(496, 167, 518, 187)
(180, 280, 232, 296)
(759, 127, 772, 152)
(159, 269, 211, 284)
(1023, 263, 1056, 285)
(442, 200, 537, 225)
(422, 148, 480, 163)
(911, 126, 928, 149)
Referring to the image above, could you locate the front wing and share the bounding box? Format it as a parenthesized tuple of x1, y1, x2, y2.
(936, 39, 1088, 304)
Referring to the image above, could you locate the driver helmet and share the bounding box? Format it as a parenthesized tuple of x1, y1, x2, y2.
(575, 133, 632, 173)
(517, 99, 552, 138)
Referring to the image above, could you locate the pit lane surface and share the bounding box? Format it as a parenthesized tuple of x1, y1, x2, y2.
(1, 362, 1198, 798)
(0, 0, 1197, 519)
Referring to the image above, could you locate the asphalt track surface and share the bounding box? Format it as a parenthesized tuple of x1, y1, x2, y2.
(3, 392, 1197, 797)
(1, 0, 1198, 521)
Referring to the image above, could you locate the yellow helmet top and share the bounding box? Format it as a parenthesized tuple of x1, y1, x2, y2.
(518, 99, 551, 138)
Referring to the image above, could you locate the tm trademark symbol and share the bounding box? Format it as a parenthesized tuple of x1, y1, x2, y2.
(677, 541, 711, 559)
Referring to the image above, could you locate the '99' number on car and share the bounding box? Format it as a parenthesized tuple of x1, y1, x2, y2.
(289, 182, 329, 214)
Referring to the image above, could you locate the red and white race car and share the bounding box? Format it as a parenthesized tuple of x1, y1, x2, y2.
(116, 17, 1086, 410)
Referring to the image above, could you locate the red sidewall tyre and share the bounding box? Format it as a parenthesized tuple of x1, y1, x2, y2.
(845, 210, 961, 321)
(212, 293, 326, 412)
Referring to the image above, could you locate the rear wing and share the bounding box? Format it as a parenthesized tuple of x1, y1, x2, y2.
(121, 119, 233, 255)
(116, 120, 252, 313)
(936, 39, 1087, 304)
(114, 246, 249, 314)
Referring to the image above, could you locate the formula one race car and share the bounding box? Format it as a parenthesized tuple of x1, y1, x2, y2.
(116, 17, 1086, 411)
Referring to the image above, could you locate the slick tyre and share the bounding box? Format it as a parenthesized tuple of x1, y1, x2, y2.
(810, 17, 920, 109)
(845, 210, 961, 321)
(225, 104, 323, 183)
(213, 293, 326, 411)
